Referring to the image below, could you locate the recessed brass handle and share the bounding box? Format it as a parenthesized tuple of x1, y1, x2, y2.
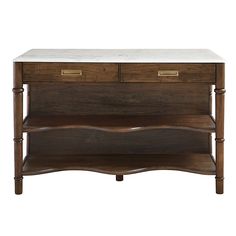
(158, 70, 179, 77)
(61, 69, 83, 76)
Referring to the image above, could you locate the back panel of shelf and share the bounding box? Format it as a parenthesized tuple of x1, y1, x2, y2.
(26, 82, 212, 156)
(28, 129, 210, 155)
(28, 83, 211, 115)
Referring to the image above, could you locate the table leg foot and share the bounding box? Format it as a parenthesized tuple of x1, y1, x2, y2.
(116, 175, 123, 181)
(216, 176, 224, 194)
(15, 177, 23, 195)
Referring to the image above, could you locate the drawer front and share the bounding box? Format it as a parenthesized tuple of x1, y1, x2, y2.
(121, 63, 215, 83)
(23, 63, 118, 82)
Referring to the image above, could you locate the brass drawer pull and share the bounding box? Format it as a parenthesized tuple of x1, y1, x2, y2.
(158, 70, 179, 77)
(61, 69, 83, 76)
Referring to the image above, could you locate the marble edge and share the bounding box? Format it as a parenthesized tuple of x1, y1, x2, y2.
(13, 58, 225, 63)
(13, 49, 35, 62)
(13, 49, 225, 63)
(205, 49, 225, 63)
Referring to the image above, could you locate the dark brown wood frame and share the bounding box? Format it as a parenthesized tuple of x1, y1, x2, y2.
(215, 64, 225, 194)
(13, 63, 23, 194)
(13, 62, 225, 194)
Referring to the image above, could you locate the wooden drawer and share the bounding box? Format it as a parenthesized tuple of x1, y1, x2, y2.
(121, 63, 215, 83)
(23, 63, 118, 82)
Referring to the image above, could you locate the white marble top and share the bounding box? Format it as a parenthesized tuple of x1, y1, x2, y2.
(14, 49, 224, 63)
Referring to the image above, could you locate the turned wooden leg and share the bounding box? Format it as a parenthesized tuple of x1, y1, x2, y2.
(116, 175, 123, 181)
(215, 64, 225, 194)
(14, 176, 23, 194)
(13, 63, 24, 194)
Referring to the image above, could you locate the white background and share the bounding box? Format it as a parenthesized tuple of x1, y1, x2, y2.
(0, 0, 235, 235)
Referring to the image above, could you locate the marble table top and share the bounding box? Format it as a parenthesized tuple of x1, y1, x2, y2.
(14, 49, 224, 63)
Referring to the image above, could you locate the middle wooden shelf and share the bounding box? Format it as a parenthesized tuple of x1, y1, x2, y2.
(23, 114, 215, 133)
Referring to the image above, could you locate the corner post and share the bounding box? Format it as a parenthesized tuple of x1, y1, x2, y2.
(215, 63, 225, 194)
(13, 62, 24, 194)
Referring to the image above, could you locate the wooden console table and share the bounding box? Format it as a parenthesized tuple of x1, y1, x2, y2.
(13, 49, 225, 194)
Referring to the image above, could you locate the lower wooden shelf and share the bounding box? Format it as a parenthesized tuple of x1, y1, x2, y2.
(22, 154, 216, 176)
